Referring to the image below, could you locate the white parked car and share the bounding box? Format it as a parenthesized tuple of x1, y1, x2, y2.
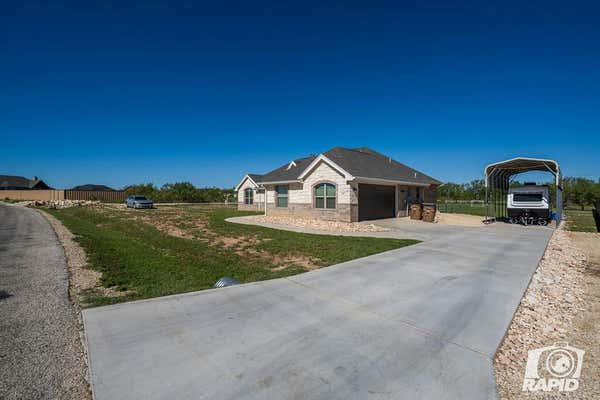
(126, 195, 154, 209)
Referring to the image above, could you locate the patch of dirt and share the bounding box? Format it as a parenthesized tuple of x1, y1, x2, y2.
(219, 235, 260, 248)
(270, 254, 320, 271)
(434, 212, 484, 227)
(568, 232, 600, 397)
(156, 222, 192, 239)
(569, 232, 600, 265)
(494, 228, 593, 399)
(229, 244, 319, 271)
(97, 287, 138, 298)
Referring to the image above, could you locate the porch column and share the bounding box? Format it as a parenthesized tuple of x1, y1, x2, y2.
(395, 185, 399, 217)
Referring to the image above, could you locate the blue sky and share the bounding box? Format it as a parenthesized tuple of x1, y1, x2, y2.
(2, 1, 599, 189)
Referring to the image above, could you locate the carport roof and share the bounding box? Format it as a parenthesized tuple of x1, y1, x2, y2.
(485, 157, 561, 187)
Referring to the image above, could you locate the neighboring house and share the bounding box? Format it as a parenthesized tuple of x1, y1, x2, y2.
(0, 175, 51, 190)
(70, 184, 115, 191)
(235, 147, 441, 221)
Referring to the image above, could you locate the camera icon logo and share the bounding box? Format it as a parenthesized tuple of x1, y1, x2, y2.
(522, 342, 585, 392)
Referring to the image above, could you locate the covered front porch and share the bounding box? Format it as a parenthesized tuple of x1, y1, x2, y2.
(353, 179, 437, 221)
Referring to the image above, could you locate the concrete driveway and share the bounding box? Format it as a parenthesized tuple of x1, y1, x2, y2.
(83, 221, 553, 400)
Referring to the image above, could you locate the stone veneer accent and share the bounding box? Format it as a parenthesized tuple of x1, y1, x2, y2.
(266, 203, 356, 222)
(238, 203, 264, 212)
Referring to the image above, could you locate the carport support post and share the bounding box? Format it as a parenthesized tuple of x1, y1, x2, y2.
(485, 170, 490, 221)
(395, 185, 398, 217)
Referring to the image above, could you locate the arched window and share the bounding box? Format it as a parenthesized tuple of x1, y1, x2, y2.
(244, 188, 254, 205)
(314, 183, 336, 209)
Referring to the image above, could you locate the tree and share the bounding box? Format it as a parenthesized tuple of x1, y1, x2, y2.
(563, 177, 597, 210)
(124, 182, 234, 203)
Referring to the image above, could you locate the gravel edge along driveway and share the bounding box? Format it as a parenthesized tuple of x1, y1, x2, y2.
(0, 203, 91, 400)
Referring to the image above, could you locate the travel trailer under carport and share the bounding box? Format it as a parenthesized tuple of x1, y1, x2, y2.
(484, 157, 562, 227)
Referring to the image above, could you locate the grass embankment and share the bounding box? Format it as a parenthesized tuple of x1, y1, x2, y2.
(565, 208, 597, 232)
(48, 206, 418, 306)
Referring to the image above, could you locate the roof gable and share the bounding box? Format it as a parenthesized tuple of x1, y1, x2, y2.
(297, 154, 354, 181)
(234, 174, 262, 191)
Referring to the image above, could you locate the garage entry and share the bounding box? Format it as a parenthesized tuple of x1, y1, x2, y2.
(358, 184, 395, 221)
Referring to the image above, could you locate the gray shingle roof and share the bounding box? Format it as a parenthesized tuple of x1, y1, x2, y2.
(247, 174, 263, 183)
(252, 147, 440, 186)
(0, 175, 51, 189)
(256, 155, 317, 183)
(323, 147, 441, 185)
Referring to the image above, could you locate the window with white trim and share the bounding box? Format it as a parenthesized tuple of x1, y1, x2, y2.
(244, 188, 254, 204)
(275, 185, 288, 207)
(314, 183, 336, 209)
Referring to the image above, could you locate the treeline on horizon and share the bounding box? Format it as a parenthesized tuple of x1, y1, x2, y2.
(438, 177, 600, 210)
(124, 183, 235, 203)
(123, 177, 600, 209)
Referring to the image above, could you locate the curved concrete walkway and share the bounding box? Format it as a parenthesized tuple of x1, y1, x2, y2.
(83, 217, 553, 400)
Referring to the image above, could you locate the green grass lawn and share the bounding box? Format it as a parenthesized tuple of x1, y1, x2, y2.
(437, 202, 488, 216)
(565, 209, 598, 232)
(47, 206, 418, 306)
(1, 198, 24, 204)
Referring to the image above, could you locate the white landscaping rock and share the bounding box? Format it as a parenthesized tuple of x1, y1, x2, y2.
(494, 228, 588, 399)
(246, 215, 390, 233)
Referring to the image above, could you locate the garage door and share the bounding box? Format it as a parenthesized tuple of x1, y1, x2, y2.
(358, 184, 395, 221)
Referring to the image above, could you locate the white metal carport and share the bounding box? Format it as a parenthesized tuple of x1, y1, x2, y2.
(484, 157, 562, 226)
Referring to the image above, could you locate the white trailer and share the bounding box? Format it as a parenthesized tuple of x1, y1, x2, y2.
(507, 184, 551, 226)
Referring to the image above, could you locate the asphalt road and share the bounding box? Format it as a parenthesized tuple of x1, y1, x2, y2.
(0, 203, 85, 399)
(83, 220, 553, 400)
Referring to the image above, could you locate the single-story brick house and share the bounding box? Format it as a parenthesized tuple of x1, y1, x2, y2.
(236, 147, 441, 222)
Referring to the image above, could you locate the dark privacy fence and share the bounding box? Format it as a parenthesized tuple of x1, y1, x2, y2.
(65, 190, 127, 202)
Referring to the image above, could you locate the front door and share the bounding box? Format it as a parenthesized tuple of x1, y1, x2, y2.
(397, 186, 409, 217)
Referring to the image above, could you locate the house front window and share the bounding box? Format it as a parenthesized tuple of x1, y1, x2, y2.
(315, 183, 336, 209)
(275, 185, 288, 207)
(244, 188, 253, 205)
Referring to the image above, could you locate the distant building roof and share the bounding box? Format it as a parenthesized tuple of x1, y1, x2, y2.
(70, 184, 115, 191)
(0, 175, 51, 190)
